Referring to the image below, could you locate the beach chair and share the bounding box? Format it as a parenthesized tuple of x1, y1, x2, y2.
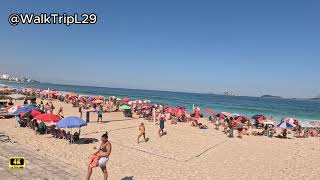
(62, 130, 68, 140)
(57, 129, 63, 139)
(49, 126, 55, 136)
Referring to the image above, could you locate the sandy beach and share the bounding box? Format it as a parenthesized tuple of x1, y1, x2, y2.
(0, 99, 320, 180)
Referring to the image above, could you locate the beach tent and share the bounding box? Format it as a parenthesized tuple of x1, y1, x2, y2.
(56, 116, 87, 128)
(120, 105, 131, 110)
(34, 114, 61, 123)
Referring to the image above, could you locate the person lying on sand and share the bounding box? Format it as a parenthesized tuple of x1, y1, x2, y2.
(86, 133, 112, 180)
(198, 123, 208, 129)
(137, 123, 146, 143)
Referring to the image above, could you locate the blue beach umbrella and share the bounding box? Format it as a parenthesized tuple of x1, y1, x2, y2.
(56, 116, 87, 128)
(11, 105, 38, 115)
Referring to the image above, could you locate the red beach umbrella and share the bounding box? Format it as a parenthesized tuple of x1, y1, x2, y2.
(31, 110, 42, 117)
(123, 98, 130, 103)
(202, 109, 216, 115)
(216, 113, 226, 119)
(235, 116, 250, 123)
(257, 116, 266, 123)
(222, 112, 234, 117)
(34, 114, 61, 123)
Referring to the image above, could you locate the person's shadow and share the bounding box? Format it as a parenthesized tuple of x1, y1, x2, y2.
(121, 176, 133, 180)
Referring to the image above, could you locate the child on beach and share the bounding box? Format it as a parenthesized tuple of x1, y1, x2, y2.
(137, 123, 146, 143)
(158, 114, 165, 137)
(97, 105, 103, 123)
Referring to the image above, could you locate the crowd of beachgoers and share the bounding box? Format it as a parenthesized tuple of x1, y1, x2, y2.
(1, 87, 320, 180)
(1, 87, 319, 140)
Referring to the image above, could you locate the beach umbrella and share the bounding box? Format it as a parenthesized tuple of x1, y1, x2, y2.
(136, 100, 143, 104)
(142, 105, 152, 110)
(122, 98, 130, 102)
(216, 113, 226, 119)
(11, 105, 38, 115)
(194, 107, 201, 112)
(56, 116, 87, 128)
(95, 100, 103, 104)
(277, 121, 296, 129)
(202, 108, 216, 115)
(34, 114, 61, 123)
(31, 109, 43, 117)
(6, 105, 22, 114)
(277, 118, 299, 129)
(23, 109, 43, 118)
(252, 115, 265, 120)
(143, 100, 151, 103)
(68, 92, 78, 97)
(222, 112, 234, 117)
(119, 105, 131, 110)
(128, 101, 133, 105)
(191, 112, 203, 118)
(116, 98, 122, 101)
(235, 116, 250, 123)
(283, 118, 299, 126)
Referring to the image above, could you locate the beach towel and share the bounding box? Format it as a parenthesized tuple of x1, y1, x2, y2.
(88, 155, 100, 168)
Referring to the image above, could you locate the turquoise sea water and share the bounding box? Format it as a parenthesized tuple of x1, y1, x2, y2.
(2, 82, 320, 124)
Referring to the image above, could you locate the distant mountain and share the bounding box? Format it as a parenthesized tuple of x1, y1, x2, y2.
(261, 95, 282, 98)
(309, 97, 320, 100)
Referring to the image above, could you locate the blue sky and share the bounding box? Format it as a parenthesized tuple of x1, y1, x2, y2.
(0, 0, 319, 98)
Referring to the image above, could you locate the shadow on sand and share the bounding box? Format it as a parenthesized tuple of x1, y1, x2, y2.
(121, 176, 134, 180)
(74, 138, 99, 144)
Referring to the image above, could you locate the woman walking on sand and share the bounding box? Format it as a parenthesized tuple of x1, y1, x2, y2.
(86, 133, 112, 180)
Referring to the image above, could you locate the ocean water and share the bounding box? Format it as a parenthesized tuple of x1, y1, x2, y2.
(2, 82, 320, 124)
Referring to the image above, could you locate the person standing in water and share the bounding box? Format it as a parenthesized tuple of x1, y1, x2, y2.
(137, 123, 146, 143)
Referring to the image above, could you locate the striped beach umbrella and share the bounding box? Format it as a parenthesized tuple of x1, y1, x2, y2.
(6, 105, 22, 114)
(278, 118, 299, 129)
